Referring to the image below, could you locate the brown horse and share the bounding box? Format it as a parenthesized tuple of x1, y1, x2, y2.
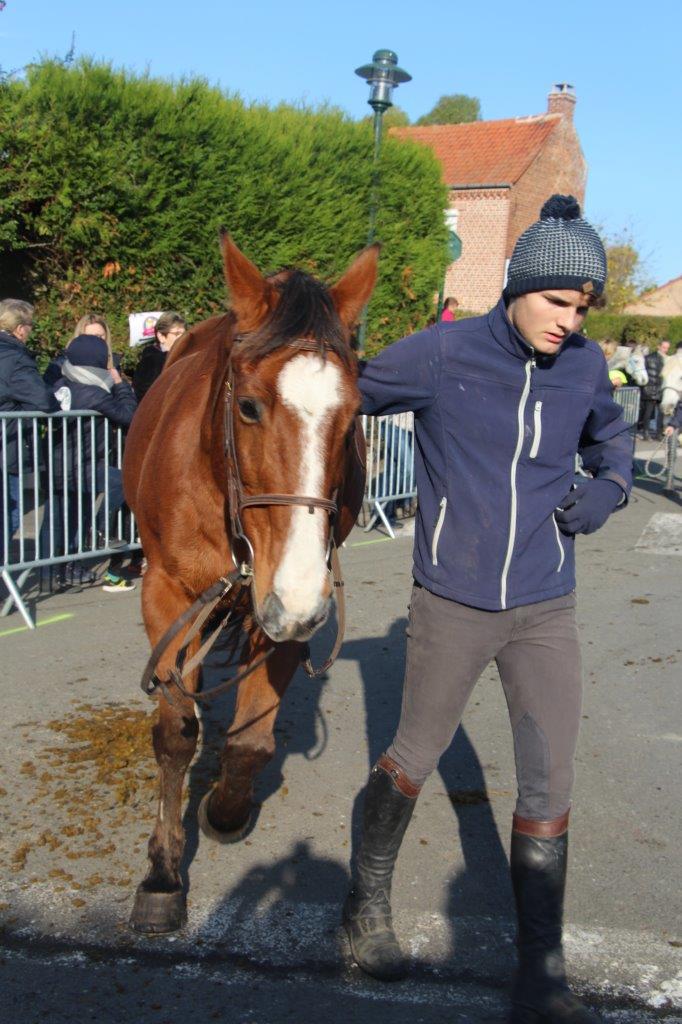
(123, 233, 378, 934)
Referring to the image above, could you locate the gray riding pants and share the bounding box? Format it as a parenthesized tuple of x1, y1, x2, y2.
(387, 584, 583, 820)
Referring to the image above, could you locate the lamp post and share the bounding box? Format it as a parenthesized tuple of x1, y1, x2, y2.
(355, 49, 411, 349)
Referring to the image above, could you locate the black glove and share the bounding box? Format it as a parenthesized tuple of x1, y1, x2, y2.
(555, 479, 623, 536)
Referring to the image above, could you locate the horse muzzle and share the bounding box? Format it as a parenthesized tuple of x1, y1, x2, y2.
(258, 591, 331, 643)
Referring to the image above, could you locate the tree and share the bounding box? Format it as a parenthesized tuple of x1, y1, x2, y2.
(361, 105, 410, 130)
(603, 232, 654, 314)
(0, 59, 449, 358)
(621, 316, 664, 347)
(381, 105, 410, 129)
(416, 94, 480, 126)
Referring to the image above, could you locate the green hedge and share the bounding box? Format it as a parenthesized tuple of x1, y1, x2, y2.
(583, 313, 682, 350)
(0, 60, 450, 364)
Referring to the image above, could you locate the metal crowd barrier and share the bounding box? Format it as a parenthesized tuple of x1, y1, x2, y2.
(361, 412, 416, 538)
(8, 397, 671, 630)
(1, 409, 416, 628)
(612, 386, 641, 453)
(610, 386, 681, 491)
(1, 411, 140, 628)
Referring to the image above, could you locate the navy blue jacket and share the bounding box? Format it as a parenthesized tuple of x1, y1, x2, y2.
(0, 330, 58, 473)
(358, 299, 632, 611)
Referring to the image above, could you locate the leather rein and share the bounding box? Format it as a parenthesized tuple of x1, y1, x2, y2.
(141, 338, 347, 706)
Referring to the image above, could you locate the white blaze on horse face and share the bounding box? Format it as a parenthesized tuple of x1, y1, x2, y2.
(274, 354, 342, 622)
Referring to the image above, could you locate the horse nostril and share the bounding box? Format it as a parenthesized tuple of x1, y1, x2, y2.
(261, 591, 285, 629)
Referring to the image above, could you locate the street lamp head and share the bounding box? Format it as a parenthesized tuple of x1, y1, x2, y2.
(355, 49, 411, 113)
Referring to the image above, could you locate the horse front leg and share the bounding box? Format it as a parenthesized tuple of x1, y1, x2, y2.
(198, 635, 301, 842)
(130, 567, 201, 934)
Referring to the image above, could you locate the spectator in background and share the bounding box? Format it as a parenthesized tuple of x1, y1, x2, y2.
(45, 313, 121, 386)
(440, 296, 459, 323)
(641, 339, 670, 440)
(0, 299, 58, 562)
(132, 311, 187, 402)
(41, 334, 137, 591)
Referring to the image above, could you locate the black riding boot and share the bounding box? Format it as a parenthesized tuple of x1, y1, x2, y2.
(509, 816, 602, 1023)
(343, 754, 420, 981)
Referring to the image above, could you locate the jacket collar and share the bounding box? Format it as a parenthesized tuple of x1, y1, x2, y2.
(0, 330, 24, 350)
(487, 297, 535, 361)
(487, 296, 585, 367)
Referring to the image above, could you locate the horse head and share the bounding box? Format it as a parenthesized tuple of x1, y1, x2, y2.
(220, 233, 378, 643)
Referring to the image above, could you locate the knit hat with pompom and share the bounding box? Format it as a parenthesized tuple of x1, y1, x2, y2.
(504, 194, 607, 299)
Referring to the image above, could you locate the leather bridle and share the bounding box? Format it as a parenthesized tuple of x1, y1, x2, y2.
(140, 337, 349, 705)
(223, 337, 340, 569)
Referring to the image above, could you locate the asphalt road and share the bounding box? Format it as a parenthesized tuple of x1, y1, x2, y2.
(1, 466, 681, 1023)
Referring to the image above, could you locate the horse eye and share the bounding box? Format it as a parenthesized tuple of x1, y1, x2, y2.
(237, 397, 261, 424)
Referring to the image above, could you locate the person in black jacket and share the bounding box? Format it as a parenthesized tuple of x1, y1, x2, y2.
(132, 311, 187, 402)
(41, 334, 138, 590)
(641, 340, 670, 439)
(0, 299, 58, 563)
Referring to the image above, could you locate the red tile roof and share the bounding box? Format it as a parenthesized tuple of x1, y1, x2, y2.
(390, 115, 561, 187)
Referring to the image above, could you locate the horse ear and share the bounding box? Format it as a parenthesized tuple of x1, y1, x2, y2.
(220, 230, 273, 332)
(329, 244, 380, 327)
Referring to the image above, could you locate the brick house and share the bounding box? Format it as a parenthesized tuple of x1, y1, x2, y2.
(624, 276, 682, 317)
(391, 85, 587, 312)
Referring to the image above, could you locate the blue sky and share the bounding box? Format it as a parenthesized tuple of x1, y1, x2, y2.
(2, 0, 681, 287)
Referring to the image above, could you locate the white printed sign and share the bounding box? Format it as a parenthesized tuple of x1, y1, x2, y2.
(128, 311, 163, 347)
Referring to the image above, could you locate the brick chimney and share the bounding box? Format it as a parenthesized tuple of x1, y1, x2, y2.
(547, 83, 576, 120)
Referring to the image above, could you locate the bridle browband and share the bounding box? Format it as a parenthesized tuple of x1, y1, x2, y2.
(140, 336, 349, 705)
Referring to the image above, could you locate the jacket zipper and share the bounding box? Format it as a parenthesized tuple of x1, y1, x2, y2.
(552, 514, 565, 572)
(529, 400, 543, 459)
(431, 496, 447, 566)
(500, 357, 534, 608)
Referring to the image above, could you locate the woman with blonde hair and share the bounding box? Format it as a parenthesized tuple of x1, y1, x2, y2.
(72, 314, 113, 363)
(45, 312, 116, 385)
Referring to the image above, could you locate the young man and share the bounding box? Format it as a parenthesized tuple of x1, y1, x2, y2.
(345, 196, 631, 1024)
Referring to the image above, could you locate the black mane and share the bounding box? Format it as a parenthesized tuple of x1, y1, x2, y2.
(237, 269, 351, 365)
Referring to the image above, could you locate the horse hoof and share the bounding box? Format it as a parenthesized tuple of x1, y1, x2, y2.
(197, 789, 254, 844)
(129, 885, 187, 934)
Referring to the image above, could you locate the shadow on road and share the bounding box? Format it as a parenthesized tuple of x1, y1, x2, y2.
(339, 613, 514, 921)
(179, 626, 331, 891)
(179, 606, 514, 984)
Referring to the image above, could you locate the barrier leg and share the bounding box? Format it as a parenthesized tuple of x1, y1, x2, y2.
(1, 568, 34, 628)
(664, 432, 678, 492)
(374, 500, 395, 539)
